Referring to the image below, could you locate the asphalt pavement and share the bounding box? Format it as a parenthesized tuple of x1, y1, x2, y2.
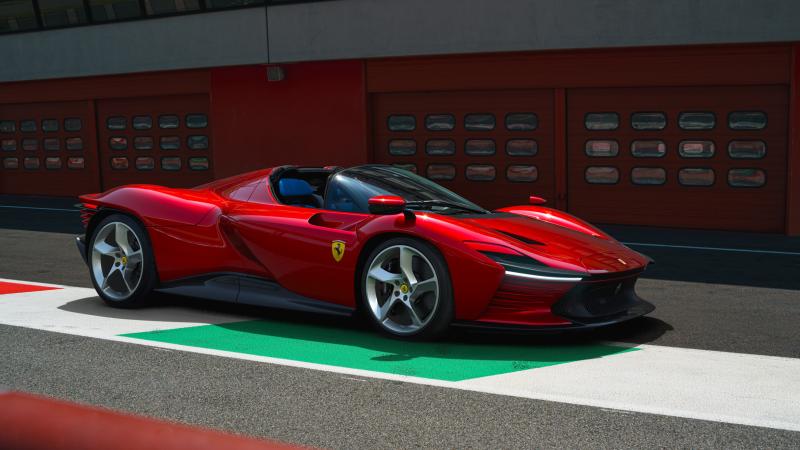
(1, 196, 800, 448)
(4, 324, 800, 449)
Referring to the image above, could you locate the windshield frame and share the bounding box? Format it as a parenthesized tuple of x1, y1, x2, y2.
(324, 165, 489, 215)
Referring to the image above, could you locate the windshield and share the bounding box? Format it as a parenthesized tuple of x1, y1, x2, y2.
(324, 165, 488, 215)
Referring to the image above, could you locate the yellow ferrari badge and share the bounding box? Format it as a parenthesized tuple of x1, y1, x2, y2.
(331, 240, 346, 262)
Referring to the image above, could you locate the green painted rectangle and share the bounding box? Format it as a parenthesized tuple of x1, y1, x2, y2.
(122, 320, 635, 382)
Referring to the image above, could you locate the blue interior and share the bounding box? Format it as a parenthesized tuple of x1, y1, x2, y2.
(278, 178, 314, 197)
(278, 178, 322, 208)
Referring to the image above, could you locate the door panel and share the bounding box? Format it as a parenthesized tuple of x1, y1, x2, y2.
(228, 203, 364, 307)
(567, 85, 788, 232)
(373, 90, 555, 209)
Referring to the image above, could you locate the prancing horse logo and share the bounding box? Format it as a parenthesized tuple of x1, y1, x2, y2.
(331, 240, 346, 262)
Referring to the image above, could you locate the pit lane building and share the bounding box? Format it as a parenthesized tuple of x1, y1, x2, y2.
(2, 0, 800, 233)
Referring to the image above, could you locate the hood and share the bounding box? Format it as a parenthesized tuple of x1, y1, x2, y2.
(456, 213, 648, 273)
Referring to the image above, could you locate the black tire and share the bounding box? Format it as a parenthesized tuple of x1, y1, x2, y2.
(359, 237, 453, 340)
(88, 214, 157, 308)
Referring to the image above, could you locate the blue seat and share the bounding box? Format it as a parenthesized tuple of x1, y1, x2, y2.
(278, 178, 322, 208)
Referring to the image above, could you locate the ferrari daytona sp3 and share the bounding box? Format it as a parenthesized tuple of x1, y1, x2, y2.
(76, 165, 654, 339)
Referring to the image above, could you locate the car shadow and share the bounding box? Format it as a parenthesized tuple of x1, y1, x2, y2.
(58, 293, 377, 332)
(199, 314, 673, 368)
(447, 316, 673, 346)
(586, 316, 674, 345)
(59, 293, 673, 367)
(57, 294, 266, 324)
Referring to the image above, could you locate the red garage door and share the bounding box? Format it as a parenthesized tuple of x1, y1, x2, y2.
(567, 86, 788, 232)
(373, 90, 554, 209)
(96, 95, 213, 190)
(0, 101, 100, 196)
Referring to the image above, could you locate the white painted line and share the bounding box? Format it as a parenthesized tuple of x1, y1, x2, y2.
(623, 241, 800, 256)
(0, 205, 76, 212)
(1, 280, 799, 432)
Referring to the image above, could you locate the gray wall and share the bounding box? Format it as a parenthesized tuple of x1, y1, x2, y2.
(2, 0, 800, 82)
(0, 8, 268, 82)
(268, 0, 800, 62)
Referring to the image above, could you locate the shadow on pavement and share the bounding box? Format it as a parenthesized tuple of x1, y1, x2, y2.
(125, 315, 647, 381)
(58, 293, 369, 327)
(59, 292, 673, 351)
(588, 317, 674, 345)
(449, 316, 673, 347)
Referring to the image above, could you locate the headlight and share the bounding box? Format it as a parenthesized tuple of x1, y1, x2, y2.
(479, 251, 584, 283)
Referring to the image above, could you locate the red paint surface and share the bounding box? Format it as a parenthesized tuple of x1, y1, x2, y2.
(0, 100, 101, 196)
(496, 205, 611, 240)
(566, 85, 788, 232)
(81, 168, 648, 325)
(95, 94, 214, 190)
(0, 43, 796, 234)
(367, 44, 794, 233)
(81, 185, 223, 228)
(366, 44, 791, 93)
(0, 70, 210, 197)
(478, 276, 576, 326)
(210, 61, 368, 178)
(553, 88, 568, 210)
(0, 392, 302, 450)
(0, 69, 210, 105)
(0, 281, 60, 295)
(787, 44, 800, 236)
(372, 89, 556, 209)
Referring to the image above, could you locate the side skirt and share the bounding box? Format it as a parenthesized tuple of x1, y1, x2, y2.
(154, 273, 354, 317)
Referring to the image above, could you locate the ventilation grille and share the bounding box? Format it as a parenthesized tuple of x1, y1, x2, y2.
(493, 230, 545, 246)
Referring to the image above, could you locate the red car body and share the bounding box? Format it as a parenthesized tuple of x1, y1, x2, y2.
(76, 166, 654, 330)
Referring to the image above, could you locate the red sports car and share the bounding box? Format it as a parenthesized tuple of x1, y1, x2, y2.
(76, 165, 654, 339)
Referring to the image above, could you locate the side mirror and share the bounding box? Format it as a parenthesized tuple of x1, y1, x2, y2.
(368, 195, 406, 215)
(529, 195, 547, 205)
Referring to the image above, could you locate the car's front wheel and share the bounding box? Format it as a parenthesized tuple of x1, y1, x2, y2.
(360, 237, 453, 340)
(89, 214, 157, 308)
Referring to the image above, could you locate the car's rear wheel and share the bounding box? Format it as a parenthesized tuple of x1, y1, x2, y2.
(360, 237, 453, 340)
(89, 214, 156, 308)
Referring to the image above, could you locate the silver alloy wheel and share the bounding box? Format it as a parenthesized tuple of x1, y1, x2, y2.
(365, 244, 439, 334)
(91, 222, 144, 301)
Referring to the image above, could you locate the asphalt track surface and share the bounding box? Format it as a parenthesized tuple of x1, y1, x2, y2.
(1, 196, 800, 448)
